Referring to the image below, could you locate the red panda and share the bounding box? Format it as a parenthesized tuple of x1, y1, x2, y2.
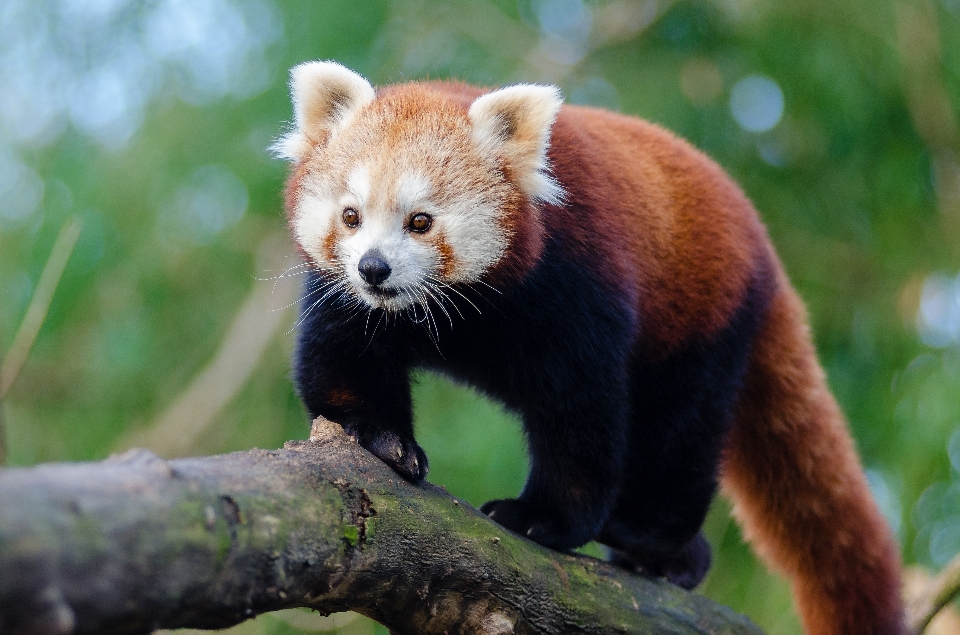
(275, 61, 905, 635)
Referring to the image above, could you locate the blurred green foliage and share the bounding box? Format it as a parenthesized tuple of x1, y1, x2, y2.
(2, 0, 960, 633)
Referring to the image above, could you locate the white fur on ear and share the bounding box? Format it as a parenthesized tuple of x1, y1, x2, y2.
(468, 84, 564, 204)
(271, 61, 375, 161)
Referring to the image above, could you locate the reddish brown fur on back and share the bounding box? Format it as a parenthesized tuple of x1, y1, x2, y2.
(543, 104, 764, 356)
(722, 274, 904, 635)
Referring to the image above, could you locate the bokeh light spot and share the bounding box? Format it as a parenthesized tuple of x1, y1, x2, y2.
(0, 144, 45, 227)
(527, 0, 593, 65)
(569, 76, 620, 111)
(866, 468, 902, 538)
(729, 74, 784, 133)
(917, 272, 960, 347)
(534, 0, 592, 41)
(950, 427, 960, 473)
(930, 517, 960, 565)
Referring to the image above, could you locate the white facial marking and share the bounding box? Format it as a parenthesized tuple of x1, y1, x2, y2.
(396, 172, 431, 212)
(346, 165, 370, 209)
(434, 196, 505, 283)
(293, 191, 338, 263)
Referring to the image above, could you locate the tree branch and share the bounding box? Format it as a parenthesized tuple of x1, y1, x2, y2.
(906, 554, 960, 635)
(0, 417, 765, 635)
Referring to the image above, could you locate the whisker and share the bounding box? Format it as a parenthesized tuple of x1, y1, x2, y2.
(287, 279, 350, 334)
(364, 307, 374, 338)
(421, 291, 442, 345)
(420, 284, 454, 329)
(476, 279, 502, 294)
(359, 309, 387, 355)
(254, 262, 312, 283)
(422, 277, 463, 318)
(412, 287, 444, 356)
(338, 302, 367, 327)
(466, 280, 507, 318)
(271, 277, 341, 313)
(405, 289, 429, 324)
(426, 276, 478, 316)
(407, 285, 440, 345)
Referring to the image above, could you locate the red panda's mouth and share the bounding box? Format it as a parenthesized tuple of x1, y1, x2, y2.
(365, 285, 400, 299)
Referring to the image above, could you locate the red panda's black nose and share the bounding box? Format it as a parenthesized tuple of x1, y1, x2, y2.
(358, 252, 392, 286)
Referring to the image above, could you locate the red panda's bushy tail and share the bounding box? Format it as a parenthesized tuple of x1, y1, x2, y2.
(721, 280, 905, 635)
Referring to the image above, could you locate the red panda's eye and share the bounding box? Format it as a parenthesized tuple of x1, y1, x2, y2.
(342, 208, 360, 228)
(409, 213, 432, 233)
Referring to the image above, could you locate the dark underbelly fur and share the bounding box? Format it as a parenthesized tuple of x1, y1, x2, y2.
(294, 242, 773, 589)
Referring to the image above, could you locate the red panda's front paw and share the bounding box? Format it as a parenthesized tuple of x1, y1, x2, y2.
(480, 498, 590, 551)
(352, 429, 429, 483)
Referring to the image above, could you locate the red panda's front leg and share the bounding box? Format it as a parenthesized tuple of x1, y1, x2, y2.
(294, 292, 427, 482)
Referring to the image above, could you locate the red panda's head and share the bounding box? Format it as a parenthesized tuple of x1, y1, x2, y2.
(275, 61, 562, 313)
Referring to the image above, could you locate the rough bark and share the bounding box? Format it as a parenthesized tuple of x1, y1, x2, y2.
(0, 417, 764, 635)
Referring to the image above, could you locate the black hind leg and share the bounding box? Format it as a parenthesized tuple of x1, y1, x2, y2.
(595, 345, 736, 591)
(596, 359, 740, 591)
(601, 280, 766, 589)
(607, 531, 711, 590)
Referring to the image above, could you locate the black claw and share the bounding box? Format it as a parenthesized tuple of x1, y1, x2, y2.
(480, 498, 591, 551)
(355, 429, 428, 482)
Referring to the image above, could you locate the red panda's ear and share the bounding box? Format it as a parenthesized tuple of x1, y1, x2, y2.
(468, 85, 564, 204)
(272, 61, 375, 162)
